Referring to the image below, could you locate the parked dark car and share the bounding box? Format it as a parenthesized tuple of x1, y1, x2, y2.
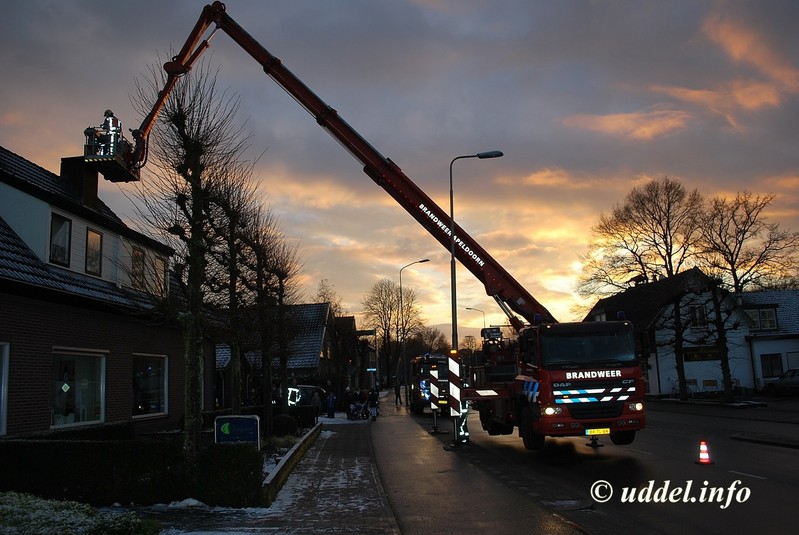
(764, 369, 799, 395)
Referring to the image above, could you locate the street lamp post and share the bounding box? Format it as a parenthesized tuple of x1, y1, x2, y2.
(466, 307, 486, 329)
(399, 258, 429, 408)
(449, 151, 503, 350)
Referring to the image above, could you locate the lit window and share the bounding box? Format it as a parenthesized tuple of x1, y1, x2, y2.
(85, 228, 103, 276)
(49, 213, 72, 266)
(133, 355, 167, 416)
(51, 351, 104, 427)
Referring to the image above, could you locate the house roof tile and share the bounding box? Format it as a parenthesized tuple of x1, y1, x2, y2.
(0, 145, 122, 224)
(215, 303, 332, 371)
(585, 267, 712, 329)
(739, 290, 799, 334)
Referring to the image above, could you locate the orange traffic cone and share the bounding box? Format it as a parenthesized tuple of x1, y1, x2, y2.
(695, 440, 714, 465)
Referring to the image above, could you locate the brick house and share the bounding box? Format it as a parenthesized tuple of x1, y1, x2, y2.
(0, 145, 213, 437)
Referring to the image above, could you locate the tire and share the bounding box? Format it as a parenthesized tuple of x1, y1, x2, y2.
(520, 407, 545, 450)
(610, 430, 636, 445)
(480, 408, 512, 436)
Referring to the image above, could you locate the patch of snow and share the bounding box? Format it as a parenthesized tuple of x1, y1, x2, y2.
(166, 498, 208, 508)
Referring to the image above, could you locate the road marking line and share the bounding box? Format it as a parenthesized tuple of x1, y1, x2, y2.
(729, 470, 767, 480)
(630, 448, 654, 455)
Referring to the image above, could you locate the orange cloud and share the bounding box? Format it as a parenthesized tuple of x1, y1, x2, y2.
(729, 79, 782, 109)
(0, 111, 25, 127)
(703, 11, 799, 94)
(650, 80, 780, 129)
(561, 108, 691, 139)
(508, 167, 575, 188)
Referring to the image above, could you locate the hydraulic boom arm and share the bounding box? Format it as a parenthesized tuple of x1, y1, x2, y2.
(130, 1, 557, 329)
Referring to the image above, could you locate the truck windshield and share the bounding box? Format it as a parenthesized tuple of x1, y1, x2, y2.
(540, 328, 636, 369)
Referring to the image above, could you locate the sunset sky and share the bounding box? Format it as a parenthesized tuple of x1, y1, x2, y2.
(1, 1, 797, 338)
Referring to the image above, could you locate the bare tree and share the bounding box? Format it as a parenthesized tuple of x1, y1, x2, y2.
(316, 278, 345, 318)
(698, 191, 799, 292)
(238, 206, 279, 434)
(206, 164, 259, 414)
(131, 58, 250, 467)
(410, 326, 450, 355)
(397, 285, 424, 350)
(360, 278, 425, 385)
(361, 279, 400, 383)
(269, 239, 303, 412)
(578, 177, 703, 298)
(239, 206, 303, 415)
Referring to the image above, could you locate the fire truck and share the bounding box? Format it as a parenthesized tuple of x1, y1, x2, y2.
(409, 354, 449, 415)
(89, 1, 646, 449)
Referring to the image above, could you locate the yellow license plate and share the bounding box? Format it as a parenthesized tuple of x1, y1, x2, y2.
(585, 428, 610, 436)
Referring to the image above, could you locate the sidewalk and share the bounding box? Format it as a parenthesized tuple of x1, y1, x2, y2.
(143, 393, 400, 534)
(145, 388, 582, 534)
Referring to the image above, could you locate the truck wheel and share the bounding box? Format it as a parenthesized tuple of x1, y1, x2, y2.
(520, 407, 545, 450)
(479, 409, 491, 432)
(610, 430, 636, 445)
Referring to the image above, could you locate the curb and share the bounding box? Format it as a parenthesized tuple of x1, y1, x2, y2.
(261, 422, 322, 506)
(730, 431, 799, 449)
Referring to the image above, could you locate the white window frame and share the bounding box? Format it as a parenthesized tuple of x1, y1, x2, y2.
(49, 212, 72, 267)
(85, 227, 103, 276)
(0, 343, 9, 436)
(51, 347, 107, 428)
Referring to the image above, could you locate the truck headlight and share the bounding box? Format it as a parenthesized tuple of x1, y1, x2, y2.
(628, 402, 644, 412)
(542, 406, 563, 416)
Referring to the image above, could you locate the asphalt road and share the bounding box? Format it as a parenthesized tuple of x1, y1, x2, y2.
(401, 398, 799, 535)
(372, 403, 584, 535)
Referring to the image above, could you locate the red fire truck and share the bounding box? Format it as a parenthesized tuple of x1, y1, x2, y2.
(91, 1, 646, 449)
(409, 354, 449, 416)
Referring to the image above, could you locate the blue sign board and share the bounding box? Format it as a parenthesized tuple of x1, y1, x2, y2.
(214, 415, 260, 448)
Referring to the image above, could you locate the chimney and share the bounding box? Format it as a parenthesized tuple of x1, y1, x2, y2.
(60, 156, 99, 209)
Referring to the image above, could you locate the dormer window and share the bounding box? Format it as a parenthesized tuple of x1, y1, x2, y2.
(85, 228, 103, 276)
(745, 308, 777, 331)
(131, 247, 145, 290)
(49, 213, 72, 267)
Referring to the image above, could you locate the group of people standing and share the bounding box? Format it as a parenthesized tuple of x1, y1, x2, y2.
(344, 387, 380, 421)
(309, 386, 380, 421)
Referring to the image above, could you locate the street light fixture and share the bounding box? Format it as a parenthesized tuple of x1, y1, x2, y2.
(466, 307, 486, 329)
(399, 258, 429, 407)
(449, 151, 503, 350)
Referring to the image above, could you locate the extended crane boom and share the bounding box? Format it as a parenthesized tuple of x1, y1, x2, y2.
(127, 1, 556, 328)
